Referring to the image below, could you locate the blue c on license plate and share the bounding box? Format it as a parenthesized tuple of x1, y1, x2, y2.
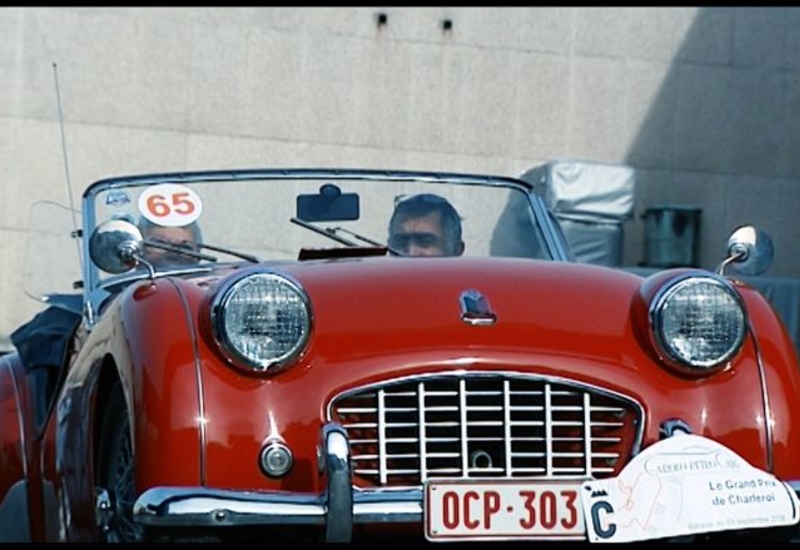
(424, 479, 586, 541)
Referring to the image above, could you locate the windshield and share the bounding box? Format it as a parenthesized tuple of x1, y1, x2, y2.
(80, 169, 558, 291)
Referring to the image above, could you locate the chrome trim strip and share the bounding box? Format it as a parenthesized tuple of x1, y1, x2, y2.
(582, 392, 592, 473)
(529, 194, 571, 261)
(748, 319, 775, 472)
(169, 279, 208, 487)
(458, 378, 468, 475)
(544, 383, 553, 475)
(418, 382, 428, 481)
(503, 379, 512, 476)
(378, 390, 388, 485)
(85, 169, 537, 199)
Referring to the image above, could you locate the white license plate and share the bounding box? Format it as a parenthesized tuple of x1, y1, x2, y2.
(424, 479, 586, 541)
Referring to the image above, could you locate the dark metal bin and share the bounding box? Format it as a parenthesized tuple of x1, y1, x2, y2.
(642, 205, 702, 268)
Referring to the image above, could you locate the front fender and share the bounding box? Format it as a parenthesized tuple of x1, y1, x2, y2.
(734, 281, 800, 477)
(122, 278, 204, 489)
(56, 278, 203, 541)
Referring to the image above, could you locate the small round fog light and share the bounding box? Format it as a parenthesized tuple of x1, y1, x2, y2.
(259, 441, 293, 478)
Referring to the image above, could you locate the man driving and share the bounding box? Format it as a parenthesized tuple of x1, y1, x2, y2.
(387, 193, 465, 257)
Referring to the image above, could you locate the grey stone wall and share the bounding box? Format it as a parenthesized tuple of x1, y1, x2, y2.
(1, 7, 799, 348)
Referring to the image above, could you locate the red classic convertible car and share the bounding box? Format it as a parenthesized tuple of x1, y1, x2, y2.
(1, 168, 799, 543)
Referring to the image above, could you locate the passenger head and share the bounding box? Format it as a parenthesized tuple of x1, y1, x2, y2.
(388, 193, 465, 257)
(138, 218, 203, 266)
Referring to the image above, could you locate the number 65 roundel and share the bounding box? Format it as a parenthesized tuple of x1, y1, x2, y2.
(138, 183, 203, 227)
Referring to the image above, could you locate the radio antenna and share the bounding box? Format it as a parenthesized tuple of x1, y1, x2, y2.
(52, 62, 83, 270)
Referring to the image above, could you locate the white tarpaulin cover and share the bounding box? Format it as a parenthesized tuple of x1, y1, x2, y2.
(520, 161, 636, 266)
(520, 160, 636, 222)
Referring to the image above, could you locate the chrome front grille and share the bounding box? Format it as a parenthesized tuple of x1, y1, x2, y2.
(331, 374, 641, 487)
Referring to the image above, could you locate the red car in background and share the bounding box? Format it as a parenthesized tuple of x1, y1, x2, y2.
(1, 168, 799, 543)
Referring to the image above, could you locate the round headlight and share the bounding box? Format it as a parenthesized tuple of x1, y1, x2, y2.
(212, 271, 311, 373)
(651, 275, 746, 370)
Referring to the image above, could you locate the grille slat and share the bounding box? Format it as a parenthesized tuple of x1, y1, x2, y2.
(459, 379, 469, 477)
(333, 374, 639, 487)
(341, 423, 378, 429)
(379, 437, 419, 443)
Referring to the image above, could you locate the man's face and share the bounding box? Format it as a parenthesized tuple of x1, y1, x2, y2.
(142, 225, 198, 266)
(389, 211, 451, 257)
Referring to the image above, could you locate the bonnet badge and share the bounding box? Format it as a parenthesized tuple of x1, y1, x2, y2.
(460, 289, 497, 326)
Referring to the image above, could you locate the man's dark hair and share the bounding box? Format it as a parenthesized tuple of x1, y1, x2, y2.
(389, 193, 463, 255)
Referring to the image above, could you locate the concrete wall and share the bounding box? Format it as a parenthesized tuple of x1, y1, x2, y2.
(1, 7, 799, 348)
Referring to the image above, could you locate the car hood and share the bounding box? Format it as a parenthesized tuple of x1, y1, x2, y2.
(256, 256, 649, 370)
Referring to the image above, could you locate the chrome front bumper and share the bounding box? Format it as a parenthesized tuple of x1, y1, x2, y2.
(132, 423, 420, 542)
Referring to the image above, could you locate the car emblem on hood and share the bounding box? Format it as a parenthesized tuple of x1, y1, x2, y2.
(460, 289, 497, 326)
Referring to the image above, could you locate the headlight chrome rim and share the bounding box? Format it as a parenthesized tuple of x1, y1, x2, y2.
(650, 274, 747, 371)
(210, 269, 312, 374)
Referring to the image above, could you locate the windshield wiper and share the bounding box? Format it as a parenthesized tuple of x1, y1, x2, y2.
(329, 226, 385, 247)
(290, 217, 407, 256)
(290, 217, 361, 246)
(144, 240, 217, 262)
(144, 240, 260, 263)
(198, 243, 260, 263)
